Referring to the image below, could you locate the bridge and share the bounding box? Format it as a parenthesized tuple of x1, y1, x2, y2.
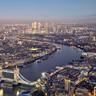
(0, 66, 37, 86)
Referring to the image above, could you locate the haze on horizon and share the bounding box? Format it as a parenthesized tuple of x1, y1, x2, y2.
(0, 0, 96, 24)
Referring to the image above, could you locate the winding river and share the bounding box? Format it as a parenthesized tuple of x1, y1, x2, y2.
(2, 35, 82, 96)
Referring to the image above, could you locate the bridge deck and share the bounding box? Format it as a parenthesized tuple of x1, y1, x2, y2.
(2, 78, 37, 86)
(0, 68, 37, 86)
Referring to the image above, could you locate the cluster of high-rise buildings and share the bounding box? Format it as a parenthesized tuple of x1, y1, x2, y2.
(31, 22, 56, 34)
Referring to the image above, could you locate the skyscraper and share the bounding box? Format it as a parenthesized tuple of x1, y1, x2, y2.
(51, 22, 54, 32)
(53, 27, 56, 33)
(32, 23, 34, 31)
(33, 22, 37, 29)
(44, 22, 49, 33)
(41, 25, 45, 33)
(51, 22, 54, 28)
(38, 22, 41, 33)
(32, 22, 37, 33)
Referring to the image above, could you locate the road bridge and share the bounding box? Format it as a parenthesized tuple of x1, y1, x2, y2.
(0, 66, 37, 86)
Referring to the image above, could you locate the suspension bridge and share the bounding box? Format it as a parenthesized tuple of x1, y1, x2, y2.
(0, 66, 37, 86)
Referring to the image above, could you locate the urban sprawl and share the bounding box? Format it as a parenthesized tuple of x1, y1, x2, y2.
(0, 22, 96, 96)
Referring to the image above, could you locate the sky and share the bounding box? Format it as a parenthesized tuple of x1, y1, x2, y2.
(0, 0, 96, 23)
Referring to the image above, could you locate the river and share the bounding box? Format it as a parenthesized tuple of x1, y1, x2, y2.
(2, 35, 82, 96)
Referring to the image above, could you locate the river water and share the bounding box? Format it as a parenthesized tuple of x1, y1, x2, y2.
(2, 35, 82, 96)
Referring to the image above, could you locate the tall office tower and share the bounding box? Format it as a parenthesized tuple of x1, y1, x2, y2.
(53, 27, 56, 33)
(51, 22, 54, 28)
(32, 23, 34, 32)
(41, 25, 45, 33)
(44, 22, 49, 33)
(48, 25, 51, 33)
(51, 22, 54, 32)
(32, 22, 37, 33)
(38, 22, 41, 33)
(33, 22, 37, 29)
(32, 23, 34, 29)
(64, 79, 71, 92)
(56, 25, 61, 33)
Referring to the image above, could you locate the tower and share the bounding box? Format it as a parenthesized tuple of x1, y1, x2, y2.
(44, 22, 49, 33)
(32, 22, 37, 33)
(51, 22, 54, 28)
(38, 22, 41, 33)
(34, 22, 37, 29)
(51, 22, 54, 32)
(32, 23, 34, 31)
(41, 26, 45, 33)
(14, 67, 19, 81)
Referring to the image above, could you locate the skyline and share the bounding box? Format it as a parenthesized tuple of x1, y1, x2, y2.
(0, 0, 96, 24)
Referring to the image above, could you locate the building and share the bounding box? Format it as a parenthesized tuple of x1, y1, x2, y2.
(64, 79, 71, 92)
(75, 81, 94, 96)
(41, 26, 45, 33)
(44, 22, 49, 33)
(51, 22, 54, 28)
(94, 86, 96, 96)
(53, 27, 56, 33)
(32, 22, 37, 33)
(33, 22, 37, 29)
(32, 23, 34, 31)
(92, 36, 96, 41)
(51, 22, 54, 32)
(38, 22, 41, 33)
(89, 31, 93, 41)
(75, 88, 89, 96)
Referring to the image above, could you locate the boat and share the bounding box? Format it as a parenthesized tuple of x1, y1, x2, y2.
(41, 57, 46, 60)
(77, 48, 83, 52)
(36, 59, 42, 63)
(71, 46, 76, 49)
(18, 90, 46, 96)
(42, 56, 50, 61)
(50, 55, 53, 58)
(56, 47, 61, 51)
(17, 64, 26, 68)
(37, 60, 41, 63)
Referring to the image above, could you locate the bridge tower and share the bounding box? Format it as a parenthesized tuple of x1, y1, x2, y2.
(0, 66, 2, 77)
(14, 66, 19, 81)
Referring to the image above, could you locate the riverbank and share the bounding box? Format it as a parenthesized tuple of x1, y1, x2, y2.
(0, 35, 57, 69)
(4, 48, 57, 69)
(21, 34, 96, 53)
